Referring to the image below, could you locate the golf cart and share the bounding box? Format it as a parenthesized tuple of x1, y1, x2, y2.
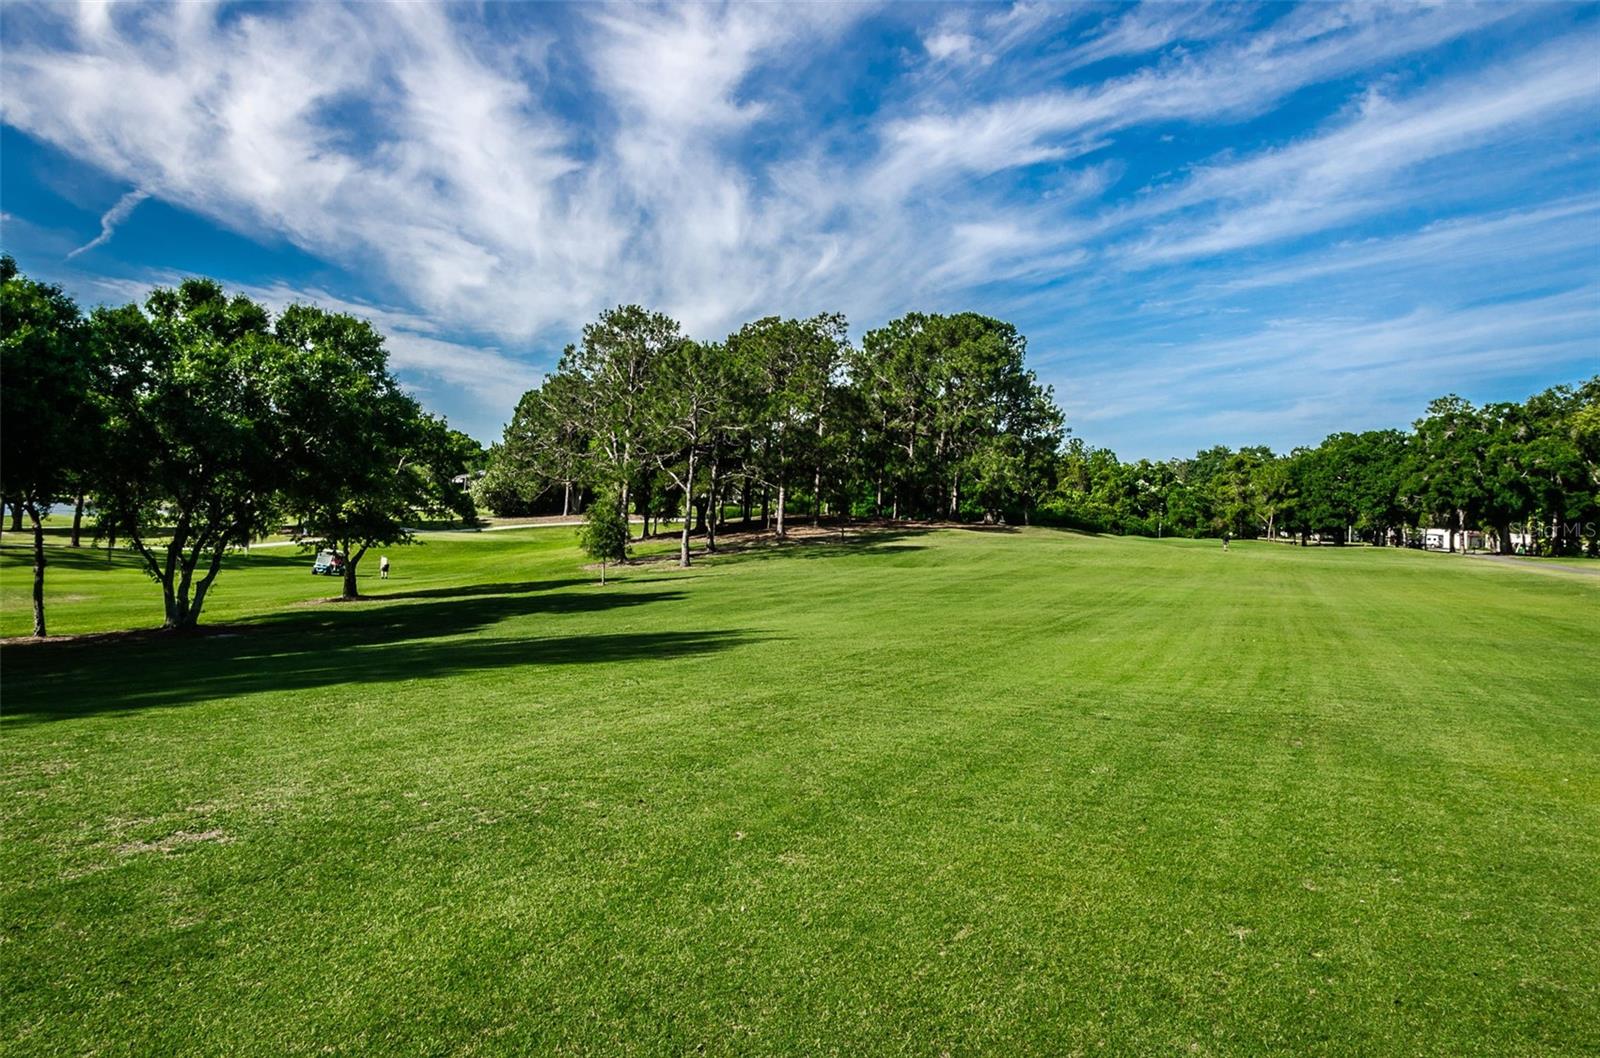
(311, 549, 347, 576)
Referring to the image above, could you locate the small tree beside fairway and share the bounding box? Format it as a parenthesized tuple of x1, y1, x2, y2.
(579, 494, 629, 585)
(0, 256, 96, 637)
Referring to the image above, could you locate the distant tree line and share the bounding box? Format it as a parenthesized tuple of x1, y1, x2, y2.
(7, 261, 1595, 633)
(0, 258, 478, 636)
(483, 304, 1598, 561)
(1051, 386, 1599, 553)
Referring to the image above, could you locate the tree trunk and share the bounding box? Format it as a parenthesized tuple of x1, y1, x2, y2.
(162, 590, 186, 630)
(619, 440, 631, 530)
(562, 481, 571, 519)
(159, 558, 196, 629)
(27, 503, 47, 637)
(342, 548, 366, 599)
(8, 501, 23, 533)
(704, 464, 718, 552)
(1549, 515, 1567, 556)
(154, 519, 193, 630)
(679, 453, 695, 568)
(1496, 521, 1513, 555)
(762, 486, 770, 530)
(706, 462, 720, 553)
(187, 546, 229, 625)
(814, 417, 825, 525)
(775, 484, 786, 538)
(70, 494, 85, 547)
(599, 559, 606, 586)
(742, 479, 752, 527)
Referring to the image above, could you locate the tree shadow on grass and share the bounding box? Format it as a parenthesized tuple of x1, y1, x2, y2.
(671, 525, 932, 567)
(0, 542, 150, 574)
(248, 585, 690, 644)
(366, 578, 594, 602)
(2, 583, 762, 724)
(0, 542, 319, 575)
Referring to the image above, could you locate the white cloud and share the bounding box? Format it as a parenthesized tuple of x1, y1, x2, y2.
(1062, 288, 1600, 449)
(1212, 196, 1600, 294)
(1115, 36, 1600, 265)
(862, 1, 1519, 207)
(1, 1, 1595, 454)
(924, 30, 980, 63)
(65, 187, 148, 258)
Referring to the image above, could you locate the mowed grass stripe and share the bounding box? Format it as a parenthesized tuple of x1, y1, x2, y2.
(2, 527, 1596, 1055)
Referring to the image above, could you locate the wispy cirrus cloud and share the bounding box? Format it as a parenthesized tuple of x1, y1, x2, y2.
(0, 1, 1593, 451)
(1114, 35, 1600, 266)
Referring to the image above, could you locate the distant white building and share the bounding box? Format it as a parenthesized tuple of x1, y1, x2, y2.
(1421, 527, 1486, 551)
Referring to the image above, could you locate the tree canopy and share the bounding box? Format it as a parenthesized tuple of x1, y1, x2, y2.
(0, 255, 97, 636)
(1, 262, 481, 630)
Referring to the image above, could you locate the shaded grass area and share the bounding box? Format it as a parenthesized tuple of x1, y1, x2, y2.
(2, 528, 1598, 1056)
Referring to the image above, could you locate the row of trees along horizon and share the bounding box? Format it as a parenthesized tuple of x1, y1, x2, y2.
(4, 257, 1598, 637)
(481, 306, 1597, 561)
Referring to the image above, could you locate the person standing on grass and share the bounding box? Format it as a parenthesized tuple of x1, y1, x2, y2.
(380, 555, 390, 579)
(1222, 532, 1230, 552)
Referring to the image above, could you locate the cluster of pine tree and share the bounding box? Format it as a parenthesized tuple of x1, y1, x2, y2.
(479, 306, 1065, 566)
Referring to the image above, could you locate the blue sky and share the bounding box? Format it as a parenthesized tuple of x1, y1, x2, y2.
(2, 2, 1596, 457)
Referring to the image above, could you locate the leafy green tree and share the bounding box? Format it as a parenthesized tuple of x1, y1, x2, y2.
(966, 385, 1065, 523)
(725, 314, 847, 536)
(646, 340, 736, 567)
(579, 491, 629, 584)
(90, 280, 292, 630)
(1049, 439, 1121, 530)
(1520, 379, 1599, 555)
(852, 312, 1058, 520)
(562, 306, 683, 528)
(0, 256, 95, 637)
(1216, 446, 1274, 539)
(489, 371, 591, 516)
(1406, 396, 1487, 552)
(850, 313, 936, 519)
(275, 305, 471, 599)
(472, 448, 541, 517)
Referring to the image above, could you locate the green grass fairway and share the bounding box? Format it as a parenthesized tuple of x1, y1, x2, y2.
(2, 528, 1597, 1056)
